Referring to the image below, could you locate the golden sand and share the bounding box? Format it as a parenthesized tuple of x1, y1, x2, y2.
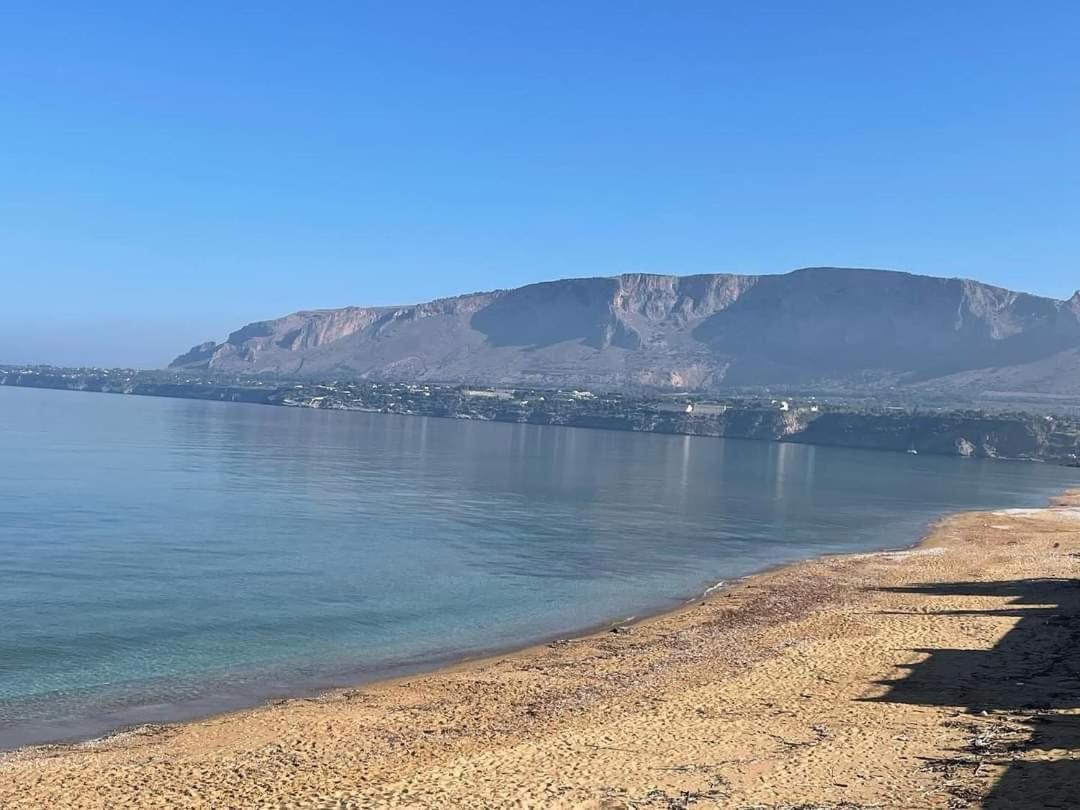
(4, 492, 1080, 808)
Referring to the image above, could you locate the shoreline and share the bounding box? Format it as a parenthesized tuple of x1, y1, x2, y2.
(0, 516, 943, 756)
(7, 491, 1080, 806)
(5, 377, 1079, 467)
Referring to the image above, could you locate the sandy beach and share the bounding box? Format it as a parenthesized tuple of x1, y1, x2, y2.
(4, 493, 1080, 808)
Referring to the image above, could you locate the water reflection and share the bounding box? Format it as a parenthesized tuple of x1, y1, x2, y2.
(0, 386, 1076, 749)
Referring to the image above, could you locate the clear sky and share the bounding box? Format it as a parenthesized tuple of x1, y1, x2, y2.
(2, 1, 1078, 368)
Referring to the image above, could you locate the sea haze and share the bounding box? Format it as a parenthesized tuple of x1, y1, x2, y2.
(0, 386, 1074, 749)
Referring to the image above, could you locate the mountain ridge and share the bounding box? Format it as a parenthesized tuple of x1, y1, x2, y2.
(171, 267, 1080, 394)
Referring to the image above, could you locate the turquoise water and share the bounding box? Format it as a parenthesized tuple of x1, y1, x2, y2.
(1, 386, 1074, 748)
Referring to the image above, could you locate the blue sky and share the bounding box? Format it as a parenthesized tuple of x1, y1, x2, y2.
(2, 1, 1078, 367)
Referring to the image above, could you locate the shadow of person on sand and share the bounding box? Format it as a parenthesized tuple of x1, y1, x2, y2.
(863, 578, 1080, 808)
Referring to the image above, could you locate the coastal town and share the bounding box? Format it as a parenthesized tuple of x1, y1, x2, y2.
(5, 363, 1080, 465)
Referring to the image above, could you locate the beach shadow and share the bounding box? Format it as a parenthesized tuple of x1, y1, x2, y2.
(1023, 713, 1080, 752)
(866, 578, 1080, 806)
(982, 759, 1080, 809)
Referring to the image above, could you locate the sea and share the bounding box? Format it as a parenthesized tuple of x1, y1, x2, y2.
(1, 385, 1074, 749)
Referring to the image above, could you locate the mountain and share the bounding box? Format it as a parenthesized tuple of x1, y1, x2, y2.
(170, 268, 1080, 394)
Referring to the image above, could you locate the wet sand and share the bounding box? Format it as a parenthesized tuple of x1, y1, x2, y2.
(4, 492, 1080, 808)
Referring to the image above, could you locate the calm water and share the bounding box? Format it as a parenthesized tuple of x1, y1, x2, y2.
(1, 386, 1075, 748)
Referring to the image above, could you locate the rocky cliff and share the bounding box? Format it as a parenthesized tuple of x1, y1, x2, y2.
(171, 268, 1080, 394)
